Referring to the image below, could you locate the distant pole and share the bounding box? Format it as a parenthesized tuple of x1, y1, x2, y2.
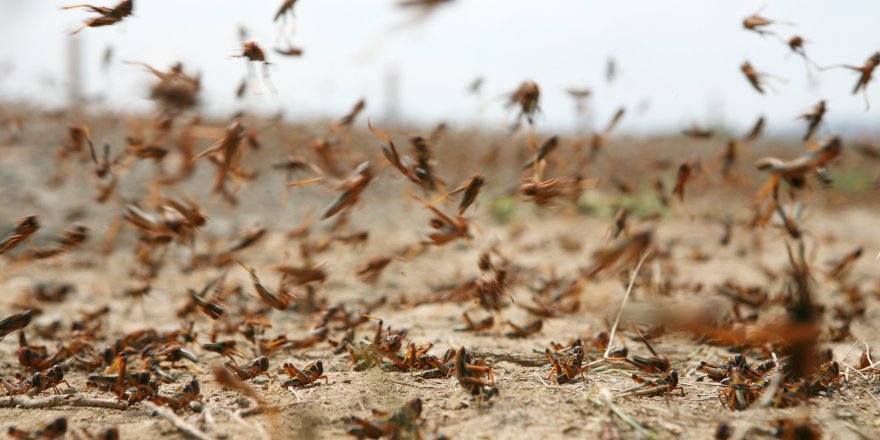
(67, 35, 83, 109)
(383, 66, 400, 125)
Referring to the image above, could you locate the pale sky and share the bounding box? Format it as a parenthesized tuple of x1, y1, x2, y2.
(1, 0, 879, 135)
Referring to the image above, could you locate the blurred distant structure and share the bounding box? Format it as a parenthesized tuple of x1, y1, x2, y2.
(383, 66, 401, 124)
(67, 35, 83, 108)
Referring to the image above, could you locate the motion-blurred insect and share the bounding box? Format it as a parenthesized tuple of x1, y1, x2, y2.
(742, 11, 790, 37)
(589, 107, 625, 160)
(798, 100, 826, 141)
(617, 370, 681, 398)
(347, 398, 423, 439)
(239, 262, 296, 310)
(23, 224, 89, 260)
(236, 41, 277, 95)
(153, 377, 201, 410)
(450, 174, 484, 216)
(64, 0, 133, 35)
(838, 52, 880, 109)
(321, 162, 373, 219)
(335, 99, 367, 129)
(507, 80, 541, 126)
(191, 120, 250, 203)
(673, 161, 693, 202)
(127, 61, 201, 114)
(413, 193, 471, 246)
(274, 46, 304, 57)
(743, 115, 765, 143)
(455, 313, 494, 332)
(625, 327, 671, 373)
(826, 246, 863, 280)
(721, 140, 738, 179)
(523, 135, 559, 170)
(202, 341, 243, 361)
(0, 215, 39, 256)
(786, 36, 816, 74)
(504, 319, 542, 338)
(356, 256, 392, 284)
(467, 76, 484, 95)
(583, 228, 652, 278)
(741, 61, 777, 94)
(755, 136, 842, 203)
(274, 0, 298, 23)
(606, 57, 618, 84)
(0, 310, 34, 341)
(226, 356, 270, 381)
(369, 122, 441, 192)
(8, 416, 67, 440)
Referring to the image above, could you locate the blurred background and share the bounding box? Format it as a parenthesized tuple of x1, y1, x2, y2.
(0, 0, 878, 135)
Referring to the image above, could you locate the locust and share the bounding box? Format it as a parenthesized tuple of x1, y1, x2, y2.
(64, 0, 133, 35)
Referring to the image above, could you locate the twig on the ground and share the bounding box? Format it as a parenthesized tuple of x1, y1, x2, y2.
(0, 394, 129, 410)
(237, 400, 325, 418)
(603, 251, 652, 359)
(145, 402, 214, 440)
(473, 351, 547, 367)
(842, 338, 862, 364)
(532, 372, 551, 387)
(389, 379, 443, 390)
(590, 391, 656, 439)
(230, 409, 269, 440)
(757, 373, 782, 408)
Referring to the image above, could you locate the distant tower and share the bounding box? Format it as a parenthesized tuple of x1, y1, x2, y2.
(706, 93, 725, 130)
(67, 35, 84, 109)
(383, 66, 401, 124)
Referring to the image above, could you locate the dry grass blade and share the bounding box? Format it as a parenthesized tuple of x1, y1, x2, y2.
(603, 251, 652, 359)
(0, 395, 129, 410)
(145, 402, 215, 440)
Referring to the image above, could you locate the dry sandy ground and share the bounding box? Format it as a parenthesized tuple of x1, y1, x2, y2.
(0, 114, 879, 439)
